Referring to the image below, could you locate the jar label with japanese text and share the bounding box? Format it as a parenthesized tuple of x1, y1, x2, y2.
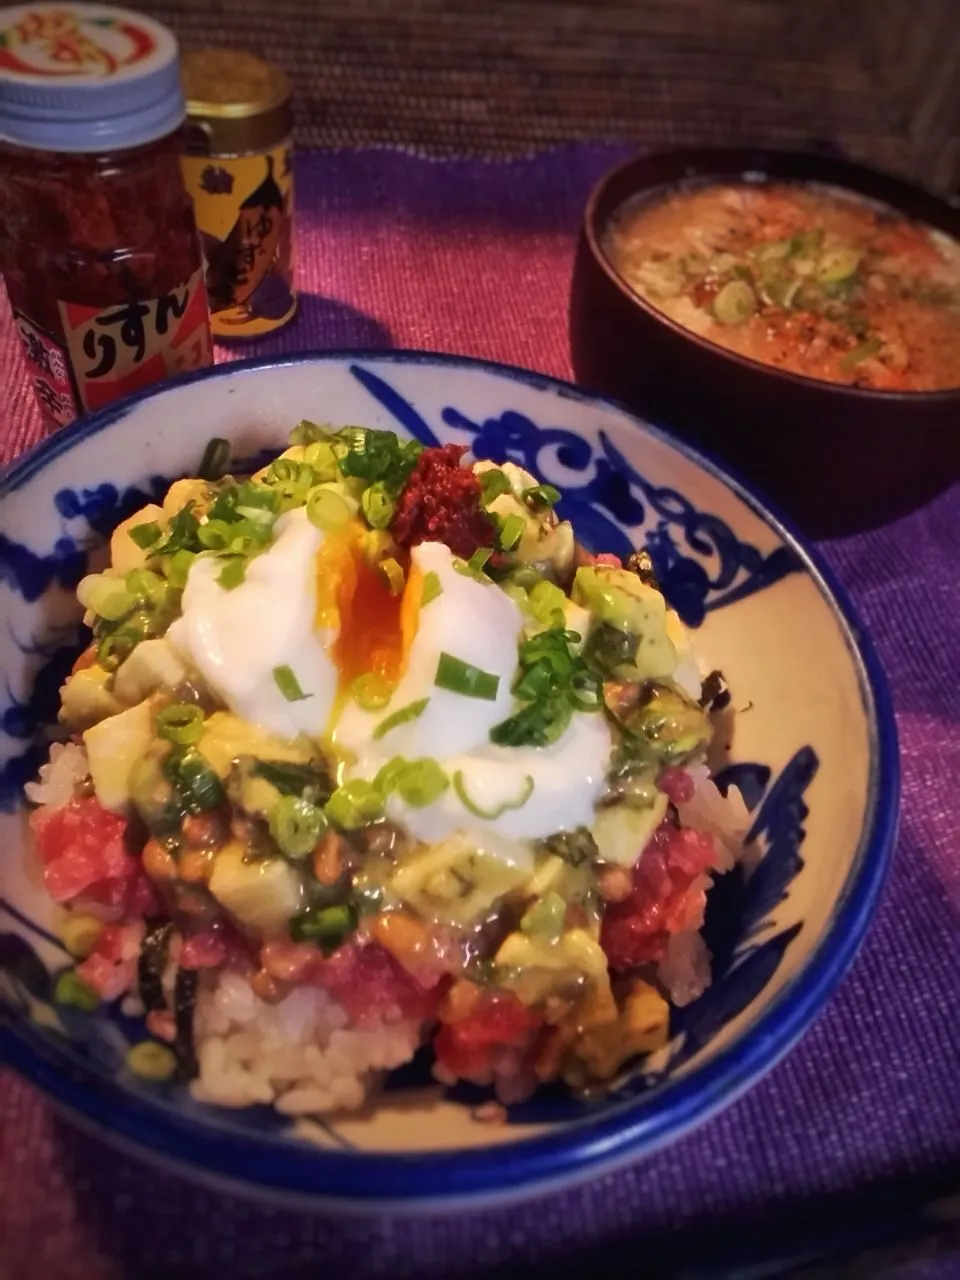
(181, 140, 296, 338)
(12, 309, 79, 427)
(56, 266, 213, 414)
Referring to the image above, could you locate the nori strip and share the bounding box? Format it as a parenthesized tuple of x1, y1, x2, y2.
(138, 920, 173, 1013)
(173, 967, 199, 1080)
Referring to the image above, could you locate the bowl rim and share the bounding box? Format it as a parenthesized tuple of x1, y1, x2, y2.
(0, 349, 900, 1209)
(580, 144, 960, 404)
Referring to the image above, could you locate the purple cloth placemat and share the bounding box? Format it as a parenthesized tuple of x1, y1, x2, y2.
(1, 145, 959, 1279)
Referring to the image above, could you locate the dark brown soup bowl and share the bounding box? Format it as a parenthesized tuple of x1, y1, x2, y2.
(570, 148, 960, 537)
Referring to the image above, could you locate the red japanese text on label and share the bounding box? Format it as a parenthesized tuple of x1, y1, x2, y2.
(13, 310, 78, 427)
(58, 267, 213, 413)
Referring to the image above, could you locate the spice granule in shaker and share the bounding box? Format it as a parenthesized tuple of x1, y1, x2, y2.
(181, 48, 296, 338)
(0, 3, 213, 430)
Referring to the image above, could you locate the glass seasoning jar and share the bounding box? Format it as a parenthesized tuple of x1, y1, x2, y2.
(180, 48, 296, 339)
(0, 3, 213, 430)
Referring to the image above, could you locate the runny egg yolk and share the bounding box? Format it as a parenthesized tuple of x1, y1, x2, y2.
(314, 524, 422, 689)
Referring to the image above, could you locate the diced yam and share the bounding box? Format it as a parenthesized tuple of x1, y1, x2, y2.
(209, 843, 303, 934)
(59, 665, 123, 730)
(198, 711, 313, 779)
(113, 638, 187, 705)
(592, 793, 668, 867)
(110, 504, 165, 573)
(82, 699, 155, 812)
(162, 478, 210, 518)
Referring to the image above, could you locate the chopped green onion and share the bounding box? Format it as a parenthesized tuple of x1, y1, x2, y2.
(217, 557, 246, 590)
(290, 420, 329, 446)
(490, 695, 573, 748)
(77, 575, 136, 621)
(352, 672, 394, 711)
(374, 756, 409, 796)
(373, 696, 429, 741)
(713, 280, 756, 325)
(58, 914, 103, 960)
(126, 1040, 177, 1081)
(302, 440, 340, 481)
(268, 457, 306, 484)
(252, 759, 330, 800)
(841, 336, 883, 369)
(273, 664, 311, 702)
(467, 547, 493, 575)
(379, 557, 405, 595)
(421, 570, 443, 605)
(434, 652, 500, 701)
(129, 520, 162, 551)
(520, 891, 566, 941)
(361, 482, 395, 530)
(156, 503, 200, 555)
(197, 518, 235, 551)
(307, 485, 353, 531)
(199, 437, 231, 481)
(513, 658, 557, 702)
(269, 795, 327, 858)
(289, 903, 357, 954)
(569, 668, 603, 711)
(479, 468, 512, 505)
(166, 549, 197, 588)
(53, 969, 100, 1011)
(816, 247, 860, 283)
(497, 513, 526, 551)
(125, 568, 167, 604)
(453, 770, 534, 819)
(396, 758, 449, 807)
(165, 748, 224, 812)
(155, 703, 205, 746)
(324, 779, 384, 828)
(528, 579, 567, 628)
(523, 483, 561, 509)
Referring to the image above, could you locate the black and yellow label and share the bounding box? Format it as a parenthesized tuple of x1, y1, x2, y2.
(182, 139, 296, 338)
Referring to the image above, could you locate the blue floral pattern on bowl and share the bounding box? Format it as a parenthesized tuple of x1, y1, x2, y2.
(0, 352, 897, 1208)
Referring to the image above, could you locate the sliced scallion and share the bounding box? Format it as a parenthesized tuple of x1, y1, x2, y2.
(373, 696, 429, 740)
(217, 557, 246, 590)
(155, 703, 204, 746)
(396, 758, 449, 807)
(289, 903, 357, 953)
(324, 779, 384, 828)
(351, 672, 394, 710)
(713, 280, 756, 325)
(199, 436, 232, 482)
(379, 557, 405, 595)
(269, 794, 326, 858)
(166, 549, 197, 588)
(497, 513, 526, 551)
(273, 664, 311, 702)
(453, 770, 534, 819)
(126, 1040, 177, 1081)
(165, 748, 224, 812)
(434, 652, 500, 701)
(361, 482, 395, 530)
(53, 970, 100, 1011)
(129, 520, 162, 551)
(302, 440, 339, 481)
(468, 547, 493, 574)
(421, 570, 443, 605)
(307, 485, 353, 531)
(523, 483, 561, 509)
(841, 336, 882, 369)
(479, 468, 512, 505)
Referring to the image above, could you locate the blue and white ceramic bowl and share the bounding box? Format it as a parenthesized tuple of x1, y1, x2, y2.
(0, 353, 898, 1210)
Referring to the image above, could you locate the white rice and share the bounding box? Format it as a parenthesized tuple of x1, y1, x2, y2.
(189, 971, 422, 1114)
(24, 741, 89, 811)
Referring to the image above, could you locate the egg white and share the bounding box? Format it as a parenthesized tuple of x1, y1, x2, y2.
(166, 508, 338, 740)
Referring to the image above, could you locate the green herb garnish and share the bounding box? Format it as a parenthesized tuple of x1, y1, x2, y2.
(434, 652, 500, 701)
(273, 664, 311, 702)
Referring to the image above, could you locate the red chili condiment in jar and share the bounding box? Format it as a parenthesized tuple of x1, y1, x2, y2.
(0, 3, 213, 429)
